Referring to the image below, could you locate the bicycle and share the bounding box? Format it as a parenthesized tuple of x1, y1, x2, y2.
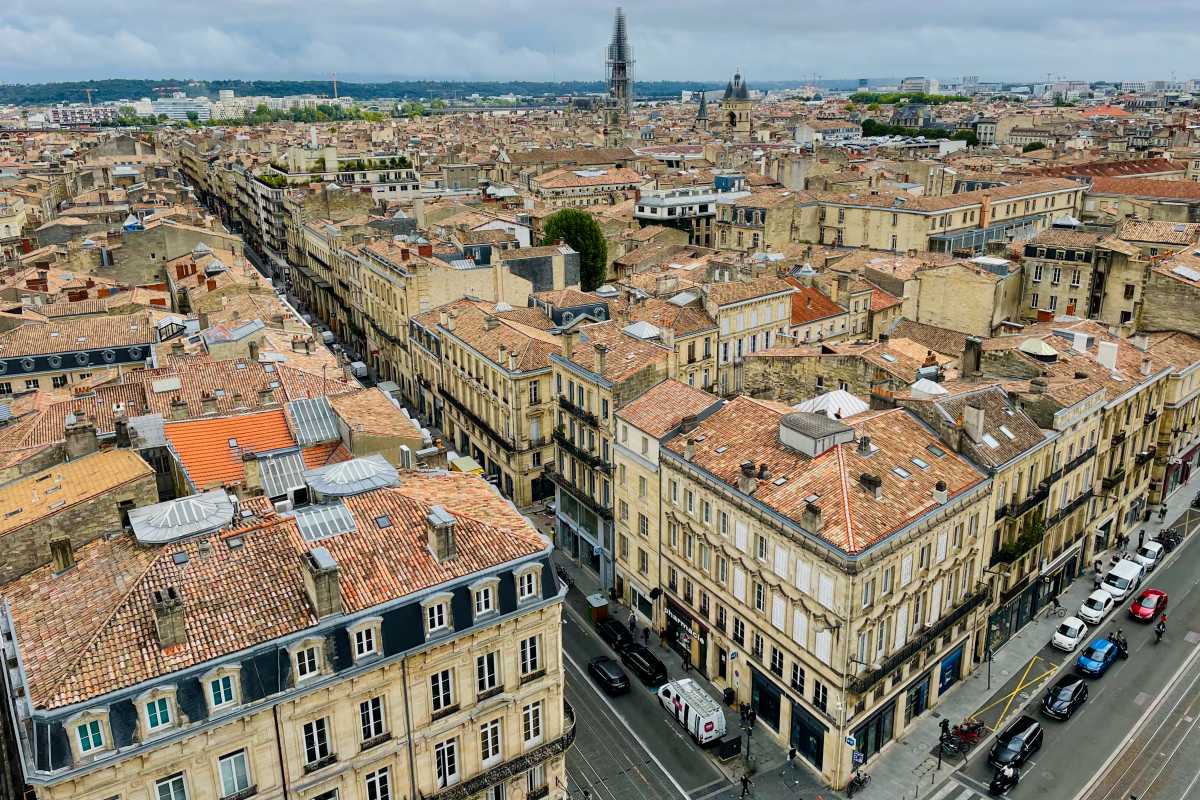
(847, 770, 872, 797)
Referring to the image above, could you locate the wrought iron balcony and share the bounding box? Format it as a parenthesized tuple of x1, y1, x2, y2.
(553, 428, 614, 475)
(1102, 466, 1127, 491)
(1111, 429, 1127, 446)
(1045, 489, 1093, 528)
(1145, 408, 1159, 425)
(542, 465, 614, 521)
(558, 394, 599, 427)
(422, 702, 576, 800)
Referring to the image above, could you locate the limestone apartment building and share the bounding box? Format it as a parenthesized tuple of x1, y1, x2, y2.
(654, 400, 992, 789)
(0, 464, 573, 800)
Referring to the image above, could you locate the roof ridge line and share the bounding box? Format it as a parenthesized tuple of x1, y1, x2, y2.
(836, 444, 855, 554)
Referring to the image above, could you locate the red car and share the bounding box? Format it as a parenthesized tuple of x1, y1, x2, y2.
(1129, 588, 1168, 622)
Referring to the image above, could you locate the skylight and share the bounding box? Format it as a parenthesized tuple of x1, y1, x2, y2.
(999, 425, 1015, 440)
(981, 433, 1001, 449)
(880, 353, 897, 362)
(926, 444, 946, 458)
(892, 466, 911, 479)
(911, 456, 930, 470)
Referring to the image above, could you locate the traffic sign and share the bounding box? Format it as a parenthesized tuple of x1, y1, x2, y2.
(845, 735, 856, 747)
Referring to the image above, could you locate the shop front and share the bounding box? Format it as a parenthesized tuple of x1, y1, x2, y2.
(790, 701, 826, 771)
(1165, 443, 1199, 497)
(904, 672, 931, 725)
(938, 645, 964, 695)
(989, 577, 1044, 651)
(750, 667, 782, 732)
(665, 600, 709, 677)
(851, 698, 896, 766)
(627, 581, 656, 625)
(1040, 539, 1082, 599)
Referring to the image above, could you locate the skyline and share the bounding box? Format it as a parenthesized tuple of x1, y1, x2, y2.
(2, 1, 1199, 85)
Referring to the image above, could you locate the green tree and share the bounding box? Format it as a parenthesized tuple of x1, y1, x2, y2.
(431, 98, 447, 109)
(543, 209, 607, 291)
(186, 111, 199, 123)
(1022, 141, 1047, 152)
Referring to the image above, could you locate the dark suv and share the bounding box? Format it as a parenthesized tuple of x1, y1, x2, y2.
(988, 715, 1043, 767)
(620, 643, 668, 686)
(595, 618, 633, 653)
(1042, 675, 1088, 720)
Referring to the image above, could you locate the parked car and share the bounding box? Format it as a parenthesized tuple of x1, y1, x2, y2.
(1100, 559, 1145, 601)
(1133, 540, 1165, 572)
(1078, 590, 1115, 624)
(1076, 637, 1120, 677)
(1042, 675, 1089, 720)
(621, 643, 668, 687)
(657, 679, 726, 744)
(587, 656, 630, 695)
(1129, 588, 1169, 622)
(595, 618, 633, 652)
(988, 716, 1044, 768)
(1051, 617, 1088, 652)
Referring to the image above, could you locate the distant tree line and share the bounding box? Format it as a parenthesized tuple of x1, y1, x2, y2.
(0, 78, 825, 106)
(848, 91, 971, 105)
(860, 118, 979, 146)
(102, 102, 386, 128)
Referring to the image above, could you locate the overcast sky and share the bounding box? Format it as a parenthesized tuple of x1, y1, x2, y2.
(2, 0, 1197, 84)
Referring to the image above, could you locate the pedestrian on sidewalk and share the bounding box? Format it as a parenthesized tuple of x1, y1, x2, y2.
(1160, 505, 1168, 521)
(681, 652, 691, 673)
(628, 612, 636, 633)
(739, 773, 753, 798)
(1139, 529, 1146, 548)
(642, 627, 650, 646)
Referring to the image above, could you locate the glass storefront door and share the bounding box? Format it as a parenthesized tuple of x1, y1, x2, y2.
(852, 699, 896, 765)
(905, 673, 931, 724)
(939, 645, 964, 694)
(790, 701, 826, 770)
(751, 668, 782, 732)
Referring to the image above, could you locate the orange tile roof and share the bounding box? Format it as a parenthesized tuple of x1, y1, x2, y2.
(164, 409, 296, 489)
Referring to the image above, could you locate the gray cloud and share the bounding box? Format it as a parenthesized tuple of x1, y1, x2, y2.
(1, 0, 1197, 83)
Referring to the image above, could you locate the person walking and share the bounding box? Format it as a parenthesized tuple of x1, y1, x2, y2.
(642, 627, 650, 646)
(1139, 529, 1146, 548)
(739, 773, 753, 798)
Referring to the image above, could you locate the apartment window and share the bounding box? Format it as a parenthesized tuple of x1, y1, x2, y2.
(295, 645, 319, 680)
(426, 601, 448, 633)
(522, 701, 543, 746)
(685, 534, 695, 560)
(754, 582, 766, 612)
(668, 521, 679, 549)
(638, 513, 649, 537)
(1071, 269, 1081, 287)
(24, 379, 38, 390)
(813, 681, 829, 712)
(701, 499, 712, 524)
(685, 489, 695, 513)
(474, 586, 494, 616)
(528, 381, 540, 405)
(52, 375, 68, 388)
(365, 767, 392, 800)
(719, 511, 729, 537)
(517, 570, 538, 601)
(218, 751, 251, 799)
(668, 566, 678, 591)
(733, 618, 746, 646)
(477, 651, 500, 694)
(791, 664, 805, 694)
(519, 635, 541, 675)
(431, 669, 455, 714)
(861, 578, 875, 609)
(1049, 295, 1058, 311)
(770, 647, 784, 677)
(638, 548, 649, 574)
(717, 605, 728, 632)
(638, 475, 647, 497)
(670, 479, 679, 504)
(360, 696, 386, 741)
(1052, 267, 1062, 285)
(434, 738, 459, 788)
(1124, 283, 1135, 300)
(756, 535, 768, 560)
(480, 719, 502, 766)
(619, 499, 629, 521)
(156, 774, 188, 800)
(354, 627, 377, 659)
(302, 717, 331, 765)
(76, 719, 104, 754)
(146, 697, 171, 731)
(0, 383, 10, 396)
(717, 556, 728, 584)
(752, 632, 764, 659)
(210, 675, 235, 709)
(527, 764, 547, 793)
(1030, 292, 1039, 309)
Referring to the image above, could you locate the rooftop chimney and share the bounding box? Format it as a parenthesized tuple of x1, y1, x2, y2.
(113, 415, 130, 448)
(1097, 340, 1119, 372)
(169, 397, 189, 420)
(483, 315, 499, 331)
(1141, 357, 1153, 377)
(248, 339, 260, 361)
(737, 461, 759, 494)
(1071, 331, 1089, 353)
(963, 402, 986, 444)
(302, 547, 343, 618)
(932, 480, 949, 504)
(859, 472, 883, 499)
(593, 342, 609, 375)
(684, 438, 696, 461)
(562, 330, 576, 361)
(64, 416, 98, 460)
(756, 462, 771, 480)
(152, 586, 186, 648)
(49, 536, 74, 573)
(427, 505, 457, 562)
(857, 435, 872, 455)
(802, 502, 823, 531)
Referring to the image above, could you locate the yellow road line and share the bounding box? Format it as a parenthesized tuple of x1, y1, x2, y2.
(974, 656, 1057, 730)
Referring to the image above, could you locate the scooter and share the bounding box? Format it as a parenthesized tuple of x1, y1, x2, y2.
(989, 766, 1019, 795)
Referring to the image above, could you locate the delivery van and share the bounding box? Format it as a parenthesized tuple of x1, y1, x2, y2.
(656, 678, 726, 745)
(1101, 558, 1145, 601)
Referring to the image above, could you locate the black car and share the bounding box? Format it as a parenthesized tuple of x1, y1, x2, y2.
(1042, 675, 1089, 720)
(988, 715, 1043, 768)
(595, 618, 633, 653)
(587, 656, 631, 694)
(620, 643, 668, 686)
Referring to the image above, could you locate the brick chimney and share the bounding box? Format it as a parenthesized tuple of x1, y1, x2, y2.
(152, 586, 187, 648)
(427, 505, 457, 563)
(248, 339, 260, 361)
(64, 415, 98, 460)
(169, 397, 189, 420)
(301, 547, 343, 618)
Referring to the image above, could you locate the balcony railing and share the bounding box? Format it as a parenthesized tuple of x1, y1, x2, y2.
(422, 702, 576, 800)
(439, 388, 516, 451)
(542, 465, 614, 521)
(1045, 489, 1093, 528)
(848, 587, 990, 695)
(1063, 445, 1097, 476)
(1145, 409, 1159, 425)
(553, 428, 614, 475)
(558, 395, 599, 427)
(1102, 466, 1127, 491)
(1111, 429, 1127, 446)
(1007, 483, 1049, 519)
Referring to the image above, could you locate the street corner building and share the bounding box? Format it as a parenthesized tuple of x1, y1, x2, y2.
(0, 461, 574, 800)
(650, 399, 993, 789)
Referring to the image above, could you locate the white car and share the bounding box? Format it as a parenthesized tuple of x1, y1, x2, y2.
(1133, 541, 1164, 572)
(1078, 590, 1115, 624)
(1051, 616, 1088, 652)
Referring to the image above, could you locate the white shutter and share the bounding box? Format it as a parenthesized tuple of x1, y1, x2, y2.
(735, 521, 748, 552)
(929, 582, 944, 624)
(900, 555, 913, 587)
(792, 608, 808, 649)
(815, 629, 833, 665)
(771, 595, 786, 630)
(795, 560, 811, 595)
(936, 531, 948, 563)
(894, 607, 908, 649)
(773, 546, 789, 579)
(733, 567, 746, 602)
(818, 574, 835, 610)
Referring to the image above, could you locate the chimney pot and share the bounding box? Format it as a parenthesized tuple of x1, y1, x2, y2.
(427, 505, 457, 563)
(302, 548, 343, 618)
(152, 586, 186, 648)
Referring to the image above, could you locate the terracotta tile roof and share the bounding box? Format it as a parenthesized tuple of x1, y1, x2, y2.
(0, 313, 155, 357)
(1089, 177, 1200, 201)
(0, 449, 152, 537)
(617, 380, 721, 438)
(664, 398, 984, 554)
(889, 320, 970, 358)
(1030, 229, 1104, 248)
(1117, 220, 1200, 246)
(785, 280, 845, 325)
(329, 388, 422, 438)
(164, 409, 296, 489)
(432, 299, 561, 373)
(564, 320, 671, 384)
(869, 286, 902, 312)
(1030, 157, 1173, 178)
(3, 471, 548, 709)
(610, 296, 716, 336)
(534, 166, 644, 189)
(922, 386, 1048, 468)
(505, 146, 637, 166)
(706, 275, 796, 307)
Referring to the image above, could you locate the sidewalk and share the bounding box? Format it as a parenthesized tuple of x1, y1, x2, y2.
(860, 476, 1200, 800)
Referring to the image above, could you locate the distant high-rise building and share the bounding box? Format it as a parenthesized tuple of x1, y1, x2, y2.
(858, 78, 869, 89)
(606, 7, 634, 115)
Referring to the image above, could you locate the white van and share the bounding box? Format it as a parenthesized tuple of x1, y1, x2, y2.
(1101, 558, 1145, 601)
(657, 678, 726, 745)
(1133, 540, 1164, 572)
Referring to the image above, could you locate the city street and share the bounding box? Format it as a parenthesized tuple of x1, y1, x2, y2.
(930, 506, 1200, 800)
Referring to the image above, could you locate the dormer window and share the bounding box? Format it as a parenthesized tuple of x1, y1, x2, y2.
(136, 686, 178, 737)
(289, 637, 326, 682)
(77, 719, 104, 753)
(422, 593, 454, 637)
(147, 697, 171, 730)
(203, 665, 241, 712)
(472, 577, 500, 620)
(297, 647, 318, 678)
(516, 564, 543, 604)
(349, 617, 383, 662)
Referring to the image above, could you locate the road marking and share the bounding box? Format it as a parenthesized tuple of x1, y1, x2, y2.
(564, 649, 693, 800)
(1071, 642, 1200, 800)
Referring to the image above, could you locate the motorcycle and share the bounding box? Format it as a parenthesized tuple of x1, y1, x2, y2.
(989, 766, 1020, 795)
(1191, 492, 1200, 509)
(952, 719, 986, 745)
(846, 770, 871, 797)
(1155, 622, 1166, 644)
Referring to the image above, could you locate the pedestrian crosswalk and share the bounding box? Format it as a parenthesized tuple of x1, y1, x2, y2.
(924, 780, 993, 800)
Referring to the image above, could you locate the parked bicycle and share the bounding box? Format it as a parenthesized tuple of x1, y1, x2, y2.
(847, 770, 872, 797)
